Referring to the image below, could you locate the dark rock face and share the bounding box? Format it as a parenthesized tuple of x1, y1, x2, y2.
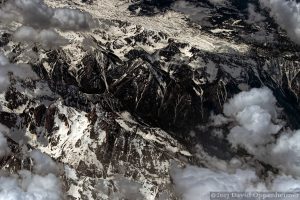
(44, 50, 78, 87)
(77, 54, 106, 94)
(5, 88, 28, 110)
(0, 112, 17, 129)
(34, 104, 47, 127)
(0, 33, 10, 47)
(44, 106, 58, 134)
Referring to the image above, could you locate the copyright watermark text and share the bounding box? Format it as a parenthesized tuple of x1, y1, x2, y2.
(210, 192, 300, 200)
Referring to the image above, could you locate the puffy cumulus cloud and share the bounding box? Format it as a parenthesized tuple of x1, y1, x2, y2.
(13, 26, 68, 48)
(270, 130, 300, 176)
(227, 104, 281, 153)
(0, 171, 62, 200)
(172, 87, 300, 199)
(0, 54, 37, 92)
(222, 87, 300, 176)
(223, 87, 277, 117)
(259, 0, 300, 44)
(223, 87, 281, 153)
(171, 165, 300, 200)
(0, 0, 94, 31)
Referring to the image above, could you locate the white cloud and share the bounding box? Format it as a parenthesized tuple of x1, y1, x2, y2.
(171, 165, 300, 200)
(0, 137, 63, 200)
(171, 165, 265, 200)
(30, 150, 60, 175)
(14, 26, 68, 48)
(223, 87, 277, 118)
(52, 8, 94, 31)
(0, 0, 94, 31)
(0, 0, 95, 48)
(272, 175, 300, 192)
(260, 0, 300, 44)
(222, 87, 300, 177)
(227, 104, 281, 153)
(173, 87, 300, 200)
(270, 130, 300, 176)
(224, 87, 280, 153)
(0, 171, 62, 200)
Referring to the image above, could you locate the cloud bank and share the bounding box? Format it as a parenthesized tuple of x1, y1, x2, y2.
(0, 172, 62, 200)
(223, 87, 300, 176)
(0, 0, 94, 31)
(172, 165, 300, 200)
(223, 87, 280, 153)
(30, 150, 60, 175)
(13, 26, 68, 48)
(0, 0, 95, 47)
(171, 166, 264, 200)
(0, 124, 63, 200)
(260, 0, 300, 44)
(172, 87, 300, 200)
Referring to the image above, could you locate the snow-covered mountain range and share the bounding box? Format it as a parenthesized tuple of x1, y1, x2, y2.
(0, 0, 300, 199)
